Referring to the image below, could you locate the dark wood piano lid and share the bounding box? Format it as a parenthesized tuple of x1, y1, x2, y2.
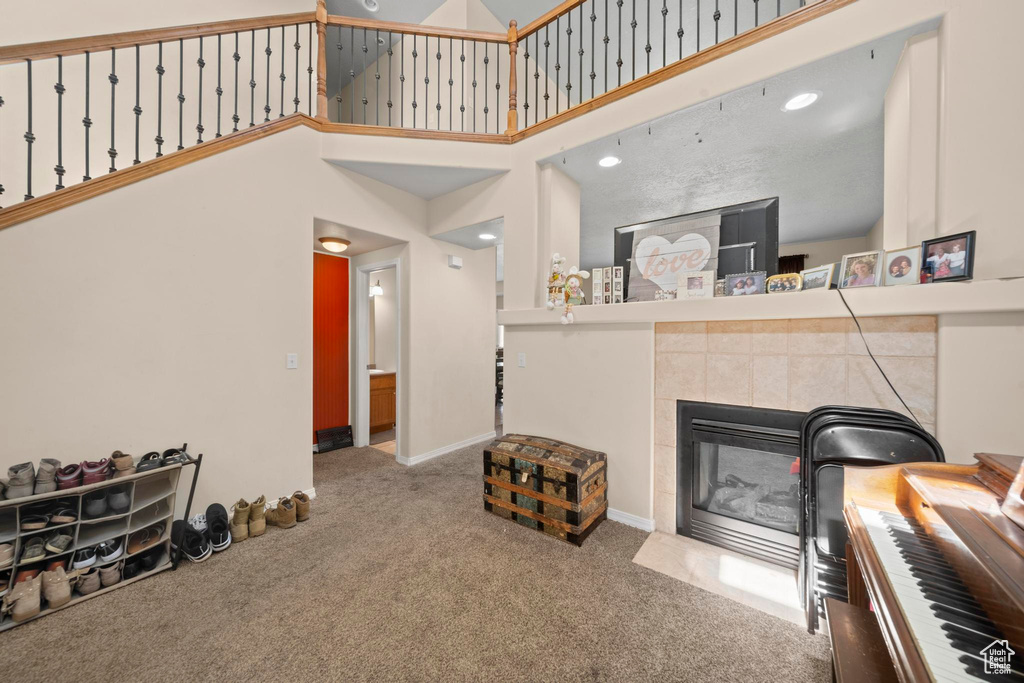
(975, 452, 1024, 499)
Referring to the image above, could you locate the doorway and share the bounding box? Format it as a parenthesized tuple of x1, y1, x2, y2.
(354, 258, 401, 458)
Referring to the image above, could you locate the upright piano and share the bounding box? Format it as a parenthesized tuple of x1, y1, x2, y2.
(838, 453, 1024, 682)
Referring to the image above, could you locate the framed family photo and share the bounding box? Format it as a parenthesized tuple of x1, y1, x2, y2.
(766, 273, 802, 293)
(921, 231, 975, 282)
(725, 271, 766, 296)
(883, 247, 921, 286)
(800, 263, 835, 291)
(839, 250, 883, 289)
(678, 270, 715, 299)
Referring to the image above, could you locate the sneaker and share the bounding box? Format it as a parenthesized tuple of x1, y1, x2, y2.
(110, 450, 135, 477)
(3, 462, 35, 500)
(56, 463, 83, 490)
(107, 485, 131, 514)
(72, 547, 97, 570)
(4, 573, 41, 622)
(249, 495, 267, 537)
(83, 490, 108, 518)
(34, 458, 61, 495)
(76, 568, 101, 596)
(41, 566, 73, 608)
(292, 491, 311, 522)
(19, 537, 46, 564)
(81, 459, 112, 486)
(43, 532, 73, 555)
(99, 563, 122, 587)
(230, 499, 250, 543)
(0, 570, 10, 599)
(188, 513, 207, 532)
(171, 520, 211, 563)
(206, 504, 231, 552)
(97, 538, 124, 563)
(0, 543, 14, 570)
(265, 497, 296, 529)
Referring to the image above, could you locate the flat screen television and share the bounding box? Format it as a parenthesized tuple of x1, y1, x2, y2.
(613, 198, 779, 301)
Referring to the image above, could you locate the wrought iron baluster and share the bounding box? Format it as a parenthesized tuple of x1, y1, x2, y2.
(616, 0, 623, 87)
(249, 30, 256, 127)
(362, 28, 367, 124)
(754, 0, 758, 27)
(216, 35, 223, 137)
(482, 43, 489, 133)
(412, 35, 417, 128)
(591, 2, 597, 99)
(646, 0, 652, 74)
(424, 36, 431, 129)
(564, 14, 572, 108)
(279, 28, 285, 118)
(555, 17, 560, 114)
(543, 27, 549, 118)
(735, 0, 739, 36)
(0, 94, 5, 205)
(604, 0, 610, 94)
(84, 51, 92, 180)
(778, 0, 782, 19)
(448, 38, 453, 131)
(55, 55, 66, 188)
(376, 29, 381, 126)
(294, 24, 301, 114)
(336, 28, 343, 122)
(714, 0, 721, 45)
(579, 7, 584, 103)
(308, 24, 313, 116)
(109, 48, 118, 172)
(631, 0, 637, 80)
(233, 33, 240, 132)
(522, 37, 529, 126)
(436, 38, 442, 131)
(495, 43, 500, 132)
(678, 0, 683, 59)
(662, 1, 668, 67)
(133, 45, 142, 162)
(387, 32, 394, 126)
(400, 34, 405, 127)
(197, 37, 205, 143)
(25, 60, 35, 199)
(472, 42, 477, 132)
(350, 27, 356, 123)
(697, 0, 701, 50)
(264, 28, 272, 122)
(460, 39, 466, 131)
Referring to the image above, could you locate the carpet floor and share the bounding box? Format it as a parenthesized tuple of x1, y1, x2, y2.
(5, 445, 831, 682)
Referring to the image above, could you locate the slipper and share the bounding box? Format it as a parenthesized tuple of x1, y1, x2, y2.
(171, 520, 211, 563)
(161, 448, 188, 466)
(135, 452, 163, 473)
(50, 504, 78, 525)
(20, 514, 50, 531)
(127, 523, 165, 554)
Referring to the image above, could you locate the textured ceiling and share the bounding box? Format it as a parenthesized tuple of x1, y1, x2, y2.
(541, 21, 938, 271)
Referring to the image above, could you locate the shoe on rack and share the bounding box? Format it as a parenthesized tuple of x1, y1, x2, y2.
(107, 485, 131, 514)
(206, 504, 231, 552)
(41, 566, 74, 609)
(19, 506, 51, 531)
(0, 570, 10, 599)
(161, 448, 188, 466)
(56, 463, 83, 490)
(76, 568, 101, 596)
(97, 538, 124, 564)
(249, 495, 267, 537)
(43, 532, 73, 555)
(50, 502, 78, 525)
(81, 459, 112, 486)
(0, 543, 13, 569)
(110, 451, 136, 478)
(292, 491, 311, 522)
(3, 462, 35, 500)
(265, 497, 296, 529)
(19, 537, 46, 564)
(83, 490, 108, 519)
(230, 499, 250, 543)
(171, 520, 212, 563)
(14, 568, 41, 584)
(72, 547, 97, 570)
(3, 573, 41, 622)
(127, 523, 165, 555)
(99, 563, 122, 587)
(139, 547, 163, 571)
(45, 558, 68, 572)
(34, 458, 61, 495)
(135, 452, 163, 473)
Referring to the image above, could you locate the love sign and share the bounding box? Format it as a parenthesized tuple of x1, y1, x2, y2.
(634, 233, 713, 291)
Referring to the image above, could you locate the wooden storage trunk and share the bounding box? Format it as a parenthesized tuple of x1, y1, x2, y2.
(483, 434, 607, 546)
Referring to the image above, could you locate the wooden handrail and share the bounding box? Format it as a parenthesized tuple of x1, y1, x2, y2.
(518, 0, 588, 39)
(0, 12, 317, 65)
(315, 0, 329, 121)
(325, 15, 507, 43)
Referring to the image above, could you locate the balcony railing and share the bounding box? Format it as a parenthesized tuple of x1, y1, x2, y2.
(0, 0, 848, 222)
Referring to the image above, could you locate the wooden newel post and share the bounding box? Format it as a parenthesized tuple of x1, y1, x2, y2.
(505, 19, 518, 134)
(315, 0, 329, 121)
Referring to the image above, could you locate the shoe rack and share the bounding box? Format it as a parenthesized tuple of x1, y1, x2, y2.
(0, 447, 202, 631)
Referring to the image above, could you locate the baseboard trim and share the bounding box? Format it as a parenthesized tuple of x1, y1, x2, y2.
(607, 508, 656, 532)
(396, 431, 497, 467)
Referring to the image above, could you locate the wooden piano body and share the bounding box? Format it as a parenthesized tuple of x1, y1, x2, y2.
(834, 453, 1024, 683)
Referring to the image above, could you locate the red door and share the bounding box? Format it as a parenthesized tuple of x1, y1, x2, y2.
(313, 252, 349, 443)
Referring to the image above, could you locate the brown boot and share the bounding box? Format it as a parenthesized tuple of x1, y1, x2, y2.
(248, 495, 267, 537)
(41, 567, 73, 608)
(292, 491, 310, 522)
(230, 499, 250, 542)
(4, 573, 41, 622)
(265, 497, 296, 529)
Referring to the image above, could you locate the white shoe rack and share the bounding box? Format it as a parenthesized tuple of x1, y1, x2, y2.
(0, 451, 201, 631)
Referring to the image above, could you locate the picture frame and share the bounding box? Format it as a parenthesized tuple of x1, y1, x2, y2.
(714, 279, 727, 297)
(724, 271, 767, 296)
(799, 263, 836, 291)
(921, 230, 975, 282)
(883, 246, 922, 286)
(766, 273, 802, 293)
(839, 250, 883, 289)
(678, 270, 715, 299)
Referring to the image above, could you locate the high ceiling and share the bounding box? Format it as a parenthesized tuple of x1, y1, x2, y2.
(541, 21, 938, 271)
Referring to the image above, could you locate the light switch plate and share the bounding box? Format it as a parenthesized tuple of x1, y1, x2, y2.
(517, 352, 526, 368)
(286, 353, 298, 369)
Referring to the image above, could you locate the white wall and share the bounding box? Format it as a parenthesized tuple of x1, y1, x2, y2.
(370, 267, 397, 372)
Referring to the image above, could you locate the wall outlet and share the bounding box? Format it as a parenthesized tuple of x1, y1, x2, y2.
(286, 353, 298, 369)
(517, 352, 526, 368)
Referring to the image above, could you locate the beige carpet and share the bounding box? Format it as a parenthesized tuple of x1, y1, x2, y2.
(5, 445, 831, 682)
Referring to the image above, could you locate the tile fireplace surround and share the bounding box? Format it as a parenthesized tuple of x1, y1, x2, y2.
(652, 315, 937, 534)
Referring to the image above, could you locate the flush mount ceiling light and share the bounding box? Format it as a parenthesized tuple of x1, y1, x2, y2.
(319, 237, 350, 253)
(363, 0, 380, 12)
(479, 233, 497, 240)
(598, 156, 621, 168)
(369, 280, 384, 297)
(782, 91, 821, 112)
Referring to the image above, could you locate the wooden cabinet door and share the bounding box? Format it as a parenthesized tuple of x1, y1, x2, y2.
(369, 373, 396, 432)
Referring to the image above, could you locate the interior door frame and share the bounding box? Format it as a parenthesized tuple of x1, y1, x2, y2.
(354, 257, 401, 459)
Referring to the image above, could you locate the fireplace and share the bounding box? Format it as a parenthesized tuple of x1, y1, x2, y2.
(676, 400, 805, 569)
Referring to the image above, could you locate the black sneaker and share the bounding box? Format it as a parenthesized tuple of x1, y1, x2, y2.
(205, 504, 231, 552)
(72, 547, 97, 570)
(97, 538, 124, 563)
(171, 520, 211, 563)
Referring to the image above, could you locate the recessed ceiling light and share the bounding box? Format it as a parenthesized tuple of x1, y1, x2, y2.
(782, 92, 820, 112)
(479, 233, 497, 240)
(319, 237, 351, 253)
(598, 156, 621, 168)
(363, 0, 380, 12)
